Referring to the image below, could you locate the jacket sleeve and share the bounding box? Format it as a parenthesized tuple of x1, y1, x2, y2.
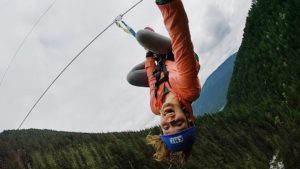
(145, 56, 160, 114)
(157, 0, 200, 101)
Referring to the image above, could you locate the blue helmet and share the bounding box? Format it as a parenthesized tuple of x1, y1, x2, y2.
(160, 126, 196, 152)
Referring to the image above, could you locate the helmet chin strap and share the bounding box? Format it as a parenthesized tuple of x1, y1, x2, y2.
(189, 121, 195, 128)
(182, 106, 194, 128)
(186, 115, 194, 128)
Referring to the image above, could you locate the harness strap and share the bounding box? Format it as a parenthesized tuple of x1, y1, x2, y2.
(115, 17, 136, 37)
(121, 20, 136, 37)
(153, 53, 174, 98)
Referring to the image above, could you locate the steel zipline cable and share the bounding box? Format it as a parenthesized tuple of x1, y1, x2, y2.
(17, 0, 144, 129)
(0, 0, 57, 88)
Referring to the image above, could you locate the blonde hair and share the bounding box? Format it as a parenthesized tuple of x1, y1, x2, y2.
(145, 134, 190, 165)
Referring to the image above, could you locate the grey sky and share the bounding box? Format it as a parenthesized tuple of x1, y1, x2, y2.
(0, 0, 252, 133)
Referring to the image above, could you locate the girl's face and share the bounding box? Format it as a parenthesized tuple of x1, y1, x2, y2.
(160, 93, 189, 135)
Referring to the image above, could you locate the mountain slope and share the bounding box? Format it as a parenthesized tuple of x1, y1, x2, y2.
(226, 0, 300, 113)
(192, 53, 237, 116)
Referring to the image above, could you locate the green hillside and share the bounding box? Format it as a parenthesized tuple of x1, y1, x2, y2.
(1, 0, 299, 168)
(227, 0, 300, 113)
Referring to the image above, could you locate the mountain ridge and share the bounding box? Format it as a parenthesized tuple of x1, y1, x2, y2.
(193, 52, 237, 116)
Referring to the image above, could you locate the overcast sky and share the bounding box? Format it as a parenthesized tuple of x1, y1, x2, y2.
(0, 0, 252, 133)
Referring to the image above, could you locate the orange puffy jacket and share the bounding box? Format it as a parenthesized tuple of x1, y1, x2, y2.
(145, 0, 201, 122)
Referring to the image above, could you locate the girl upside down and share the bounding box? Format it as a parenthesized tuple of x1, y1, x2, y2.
(127, 0, 201, 164)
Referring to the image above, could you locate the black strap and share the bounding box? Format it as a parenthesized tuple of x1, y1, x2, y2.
(153, 53, 173, 98)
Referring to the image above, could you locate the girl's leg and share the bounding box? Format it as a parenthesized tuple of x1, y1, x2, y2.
(127, 61, 149, 87)
(127, 29, 172, 87)
(136, 29, 172, 54)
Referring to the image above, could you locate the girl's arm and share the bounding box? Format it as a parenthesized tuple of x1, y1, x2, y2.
(145, 55, 160, 113)
(158, 0, 199, 78)
(157, 0, 200, 101)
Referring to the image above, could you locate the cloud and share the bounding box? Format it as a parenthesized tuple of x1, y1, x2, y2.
(197, 4, 231, 53)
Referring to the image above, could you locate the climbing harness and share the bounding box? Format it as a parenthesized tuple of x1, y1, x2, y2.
(115, 14, 176, 98)
(153, 53, 174, 98)
(153, 52, 198, 97)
